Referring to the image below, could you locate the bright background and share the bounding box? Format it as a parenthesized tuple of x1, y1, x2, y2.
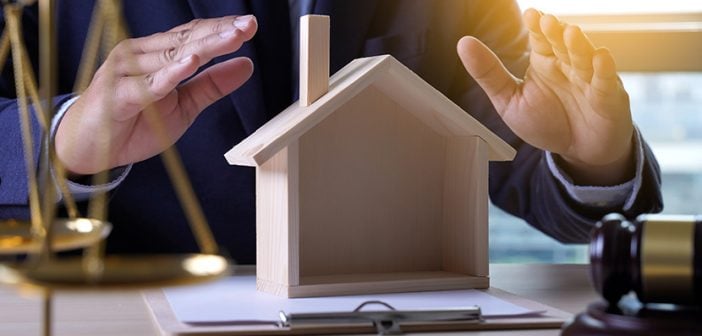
(517, 0, 702, 14)
(490, 0, 702, 263)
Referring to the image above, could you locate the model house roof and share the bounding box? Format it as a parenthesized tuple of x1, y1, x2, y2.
(225, 55, 516, 167)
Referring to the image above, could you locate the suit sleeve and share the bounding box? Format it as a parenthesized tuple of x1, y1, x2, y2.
(0, 6, 75, 220)
(449, 0, 663, 243)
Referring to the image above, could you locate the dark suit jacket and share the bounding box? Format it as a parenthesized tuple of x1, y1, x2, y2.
(0, 0, 662, 263)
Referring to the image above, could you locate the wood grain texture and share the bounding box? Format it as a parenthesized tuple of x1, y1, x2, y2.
(256, 278, 291, 297)
(258, 272, 488, 298)
(226, 52, 518, 297)
(224, 55, 515, 167)
(299, 15, 329, 107)
(289, 272, 488, 298)
(255, 142, 300, 289)
(442, 137, 489, 276)
(298, 85, 445, 277)
(224, 56, 390, 166)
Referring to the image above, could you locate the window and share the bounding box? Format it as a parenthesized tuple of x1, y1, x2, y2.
(627, 73, 702, 214)
(489, 1, 702, 263)
(517, 0, 702, 15)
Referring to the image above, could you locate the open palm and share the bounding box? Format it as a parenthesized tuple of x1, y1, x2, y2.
(458, 9, 634, 185)
(56, 15, 257, 176)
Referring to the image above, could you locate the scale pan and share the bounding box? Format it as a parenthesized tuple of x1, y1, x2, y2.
(0, 254, 230, 289)
(0, 218, 111, 255)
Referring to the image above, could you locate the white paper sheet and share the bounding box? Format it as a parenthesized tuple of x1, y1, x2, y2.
(164, 276, 544, 324)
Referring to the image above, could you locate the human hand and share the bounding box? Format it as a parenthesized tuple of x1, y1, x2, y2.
(55, 15, 258, 175)
(457, 9, 634, 186)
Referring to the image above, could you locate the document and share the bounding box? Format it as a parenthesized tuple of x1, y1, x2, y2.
(164, 275, 544, 325)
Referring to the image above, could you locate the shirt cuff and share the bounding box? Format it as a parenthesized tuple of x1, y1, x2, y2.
(545, 127, 644, 210)
(49, 95, 132, 201)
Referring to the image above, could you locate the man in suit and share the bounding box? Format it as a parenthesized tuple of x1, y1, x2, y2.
(0, 0, 662, 263)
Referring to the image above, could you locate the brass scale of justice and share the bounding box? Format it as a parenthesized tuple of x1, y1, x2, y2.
(0, 0, 231, 334)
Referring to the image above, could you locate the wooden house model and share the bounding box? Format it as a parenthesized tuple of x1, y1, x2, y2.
(225, 16, 515, 297)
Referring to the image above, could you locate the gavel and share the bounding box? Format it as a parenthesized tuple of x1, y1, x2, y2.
(589, 213, 702, 306)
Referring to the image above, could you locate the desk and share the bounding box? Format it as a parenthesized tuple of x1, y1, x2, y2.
(0, 264, 598, 336)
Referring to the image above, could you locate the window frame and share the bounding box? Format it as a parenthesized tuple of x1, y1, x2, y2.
(560, 12, 702, 72)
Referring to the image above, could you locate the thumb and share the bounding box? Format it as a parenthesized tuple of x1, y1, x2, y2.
(457, 36, 518, 113)
(178, 57, 254, 121)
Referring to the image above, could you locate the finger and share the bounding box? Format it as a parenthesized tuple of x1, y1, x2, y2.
(113, 54, 200, 120)
(564, 25, 595, 82)
(177, 57, 253, 120)
(540, 14, 570, 65)
(127, 15, 257, 54)
(523, 8, 553, 56)
(116, 28, 252, 76)
(167, 14, 253, 35)
(591, 47, 620, 95)
(457, 36, 519, 113)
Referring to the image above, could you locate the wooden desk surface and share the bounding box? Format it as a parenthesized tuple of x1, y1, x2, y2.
(0, 263, 598, 336)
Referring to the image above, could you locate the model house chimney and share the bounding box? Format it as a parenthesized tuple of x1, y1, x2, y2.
(299, 15, 329, 106)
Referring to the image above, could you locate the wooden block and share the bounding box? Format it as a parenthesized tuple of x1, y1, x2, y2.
(255, 142, 300, 289)
(290, 272, 488, 298)
(442, 137, 489, 277)
(300, 15, 329, 106)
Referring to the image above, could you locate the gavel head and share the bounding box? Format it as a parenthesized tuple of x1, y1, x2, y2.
(589, 213, 702, 307)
